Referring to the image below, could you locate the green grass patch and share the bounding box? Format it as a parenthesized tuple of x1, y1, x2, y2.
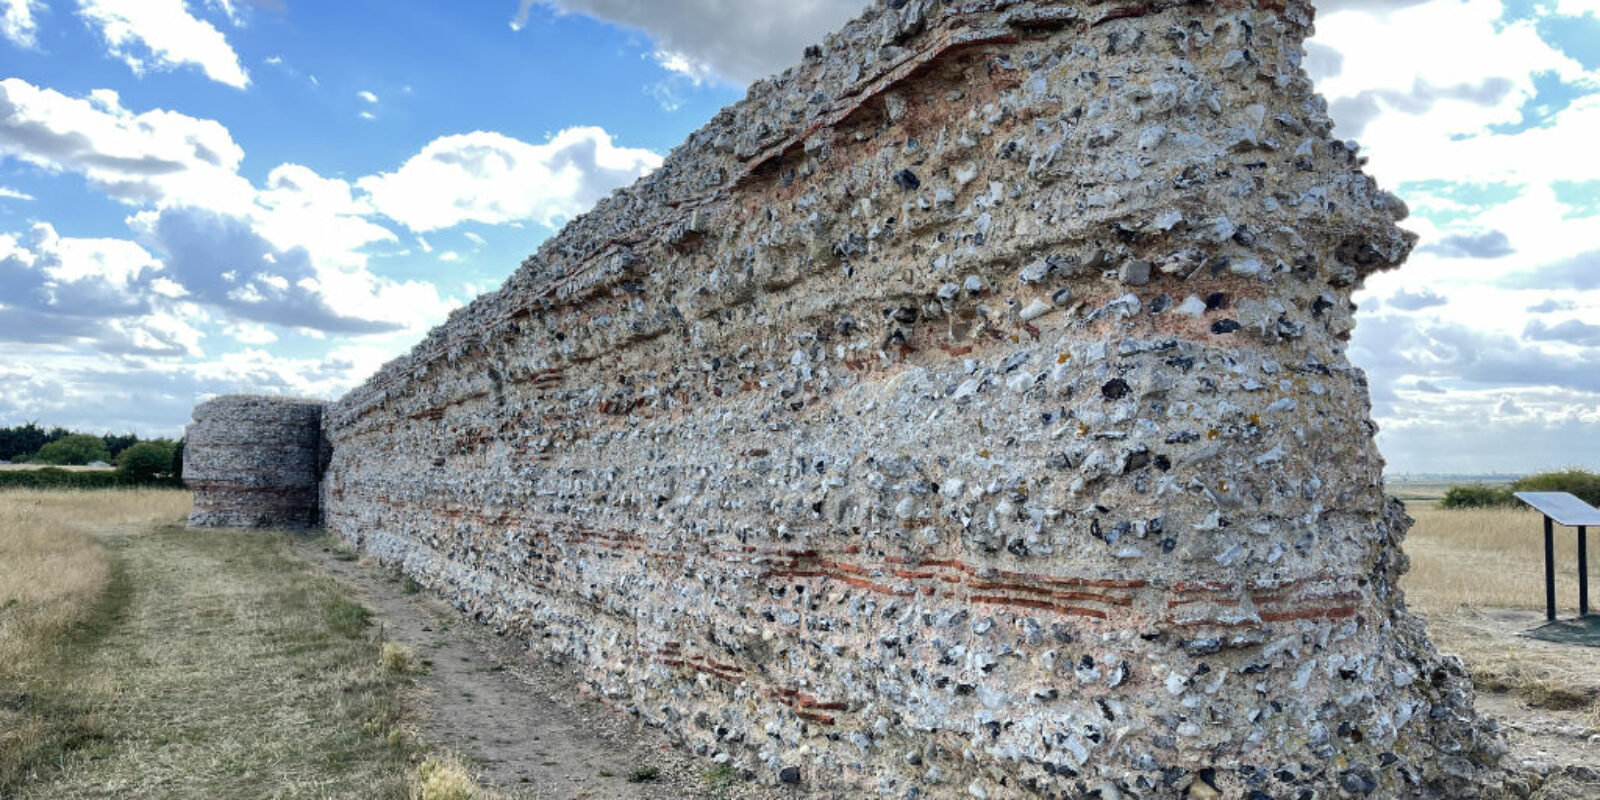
(324, 598, 374, 637)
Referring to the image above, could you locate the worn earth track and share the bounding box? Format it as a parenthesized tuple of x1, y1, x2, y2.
(293, 537, 814, 800)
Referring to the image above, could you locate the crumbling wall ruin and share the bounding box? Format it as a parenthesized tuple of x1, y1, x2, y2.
(185, 395, 326, 529)
(190, 1, 1508, 795)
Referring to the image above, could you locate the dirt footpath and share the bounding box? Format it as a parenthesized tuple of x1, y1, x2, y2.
(295, 537, 1600, 800)
(294, 538, 811, 800)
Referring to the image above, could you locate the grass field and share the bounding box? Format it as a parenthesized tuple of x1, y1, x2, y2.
(1402, 501, 1600, 736)
(1404, 504, 1586, 613)
(0, 489, 453, 799)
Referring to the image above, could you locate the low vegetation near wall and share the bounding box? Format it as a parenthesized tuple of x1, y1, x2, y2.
(1440, 469, 1600, 510)
(0, 467, 182, 491)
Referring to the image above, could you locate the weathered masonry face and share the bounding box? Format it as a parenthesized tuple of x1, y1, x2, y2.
(189, 1, 1509, 796)
(186, 395, 326, 529)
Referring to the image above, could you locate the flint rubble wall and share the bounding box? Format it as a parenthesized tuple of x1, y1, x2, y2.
(185, 395, 326, 528)
(194, 1, 1507, 795)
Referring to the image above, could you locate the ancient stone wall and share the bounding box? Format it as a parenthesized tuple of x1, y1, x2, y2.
(185, 395, 326, 529)
(195, 0, 1506, 795)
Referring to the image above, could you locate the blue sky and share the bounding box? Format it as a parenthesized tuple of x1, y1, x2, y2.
(0, 0, 1598, 476)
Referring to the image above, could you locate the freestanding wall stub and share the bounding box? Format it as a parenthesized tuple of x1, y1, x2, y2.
(185, 395, 326, 529)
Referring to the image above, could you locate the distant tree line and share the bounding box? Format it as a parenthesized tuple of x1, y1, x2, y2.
(0, 422, 184, 489)
(1439, 469, 1600, 510)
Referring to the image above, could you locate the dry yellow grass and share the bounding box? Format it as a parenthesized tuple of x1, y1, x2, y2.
(0, 501, 110, 677)
(1401, 501, 1600, 736)
(0, 488, 192, 789)
(0, 489, 189, 679)
(1403, 504, 1588, 615)
(0, 491, 446, 798)
(382, 641, 422, 674)
(411, 754, 504, 800)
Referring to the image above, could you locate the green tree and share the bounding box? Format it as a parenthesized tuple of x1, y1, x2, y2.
(0, 423, 49, 461)
(1439, 485, 1517, 509)
(1511, 469, 1600, 507)
(34, 434, 111, 466)
(102, 432, 140, 460)
(118, 440, 177, 483)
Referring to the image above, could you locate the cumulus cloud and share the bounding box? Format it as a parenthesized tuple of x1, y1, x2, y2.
(1312, 0, 1592, 189)
(1385, 288, 1448, 311)
(1303, 41, 1344, 82)
(1418, 229, 1515, 259)
(358, 127, 661, 232)
(0, 78, 251, 209)
(1525, 318, 1600, 347)
(1329, 77, 1515, 137)
(78, 0, 250, 89)
(1354, 315, 1600, 398)
(253, 163, 397, 269)
(511, 0, 869, 85)
(0, 223, 157, 315)
(0, 80, 459, 342)
(0, 343, 387, 438)
(0, 222, 204, 355)
(130, 206, 410, 334)
(1, 0, 43, 48)
(1500, 250, 1600, 290)
(1528, 298, 1578, 313)
(1349, 308, 1600, 473)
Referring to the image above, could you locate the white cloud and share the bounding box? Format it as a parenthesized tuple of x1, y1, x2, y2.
(1315, 0, 1586, 142)
(1555, 0, 1600, 15)
(77, 0, 251, 89)
(1303, 0, 1600, 473)
(0, 78, 253, 210)
(1, 0, 43, 48)
(359, 110, 375, 120)
(204, 0, 243, 26)
(255, 164, 395, 264)
(125, 204, 441, 335)
(0, 222, 190, 354)
(223, 321, 276, 344)
(357, 127, 661, 232)
(0, 341, 402, 439)
(0, 186, 34, 201)
(0, 80, 456, 340)
(652, 49, 714, 85)
(513, 0, 869, 85)
(357, 89, 378, 103)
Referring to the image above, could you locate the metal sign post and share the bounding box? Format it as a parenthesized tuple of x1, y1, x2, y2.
(1514, 492, 1598, 621)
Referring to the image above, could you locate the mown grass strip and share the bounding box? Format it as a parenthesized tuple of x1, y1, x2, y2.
(1, 491, 425, 799)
